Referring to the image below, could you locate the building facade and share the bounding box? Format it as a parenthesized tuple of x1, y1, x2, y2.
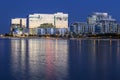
(11, 18, 27, 28)
(70, 22, 87, 34)
(87, 12, 119, 34)
(70, 12, 120, 35)
(28, 12, 68, 35)
(11, 18, 27, 35)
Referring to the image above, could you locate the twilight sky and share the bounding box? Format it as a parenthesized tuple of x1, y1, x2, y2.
(0, 0, 120, 33)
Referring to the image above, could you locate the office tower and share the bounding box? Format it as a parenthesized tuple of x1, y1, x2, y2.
(11, 18, 27, 35)
(87, 12, 117, 34)
(27, 12, 68, 35)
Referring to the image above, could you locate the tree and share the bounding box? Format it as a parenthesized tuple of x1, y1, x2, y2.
(38, 23, 55, 28)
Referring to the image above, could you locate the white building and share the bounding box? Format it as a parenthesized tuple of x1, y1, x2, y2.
(87, 12, 118, 34)
(28, 12, 68, 34)
(87, 12, 114, 24)
(54, 12, 68, 28)
(11, 18, 27, 28)
(11, 18, 27, 35)
(28, 14, 54, 29)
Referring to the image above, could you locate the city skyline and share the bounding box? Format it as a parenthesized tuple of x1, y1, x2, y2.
(0, 0, 120, 33)
(10, 12, 120, 36)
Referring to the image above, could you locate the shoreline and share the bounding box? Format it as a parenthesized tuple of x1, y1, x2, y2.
(1, 36, 120, 40)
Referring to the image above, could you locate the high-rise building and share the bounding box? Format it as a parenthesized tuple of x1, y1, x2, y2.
(117, 24, 120, 34)
(28, 14, 54, 29)
(28, 12, 68, 34)
(28, 12, 68, 28)
(87, 12, 118, 34)
(69, 12, 120, 34)
(87, 12, 115, 24)
(11, 18, 27, 28)
(11, 18, 27, 35)
(54, 12, 68, 28)
(70, 22, 87, 34)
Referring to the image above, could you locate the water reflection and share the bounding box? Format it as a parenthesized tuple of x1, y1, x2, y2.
(68, 39, 120, 80)
(10, 38, 69, 80)
(0, 38, 120, 80)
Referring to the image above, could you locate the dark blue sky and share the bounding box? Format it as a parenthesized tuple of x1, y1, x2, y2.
(0, 0, 120, 33)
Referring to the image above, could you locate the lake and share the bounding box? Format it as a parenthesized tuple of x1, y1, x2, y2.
(0, 38, 120, 80)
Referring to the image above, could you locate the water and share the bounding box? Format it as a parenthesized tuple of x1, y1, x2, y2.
(0, 38, 120, 80)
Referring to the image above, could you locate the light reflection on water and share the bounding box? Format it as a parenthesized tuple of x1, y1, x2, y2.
(10, 38, 69, 80)
(0, 38, 120, 80)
